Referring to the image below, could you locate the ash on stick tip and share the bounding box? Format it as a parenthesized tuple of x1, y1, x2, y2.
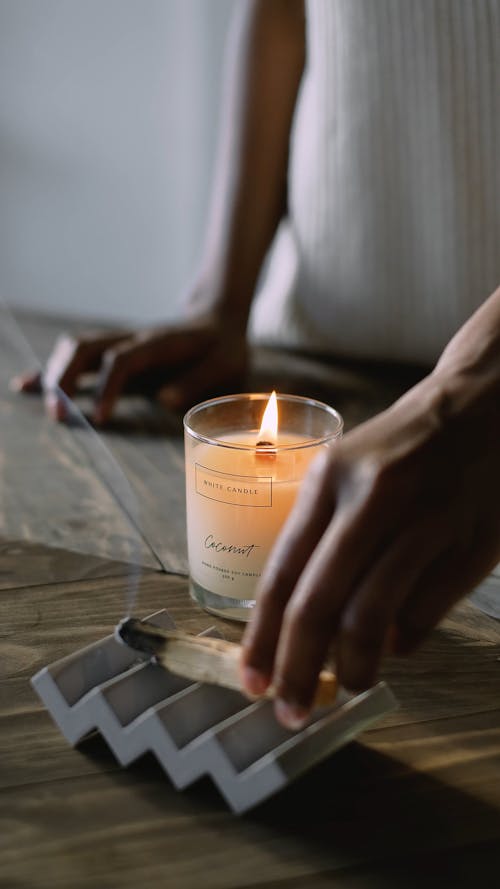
(115, 616, 164, 657)
(114, 616, 133, 646)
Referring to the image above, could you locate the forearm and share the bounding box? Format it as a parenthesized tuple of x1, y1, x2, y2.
(378, 286, 500, 466)
(431, 286, 500, 424)
(190, 0, 305, 328)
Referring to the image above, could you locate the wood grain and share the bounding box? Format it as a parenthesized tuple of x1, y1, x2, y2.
(0, 539, 134, 591)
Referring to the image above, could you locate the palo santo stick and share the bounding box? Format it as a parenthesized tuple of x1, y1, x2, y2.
(116, 617, 337, 709)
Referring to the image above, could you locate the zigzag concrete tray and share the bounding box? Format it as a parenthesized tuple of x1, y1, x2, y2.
(31, 611, 398, 814)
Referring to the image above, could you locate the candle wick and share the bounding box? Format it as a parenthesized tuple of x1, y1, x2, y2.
(256, 439, 277, 458)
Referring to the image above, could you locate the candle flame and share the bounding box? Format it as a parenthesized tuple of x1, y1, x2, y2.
(257, 391, 278, 447)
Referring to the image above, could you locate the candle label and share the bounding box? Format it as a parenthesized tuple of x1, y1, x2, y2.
(195, 463, 272, 508)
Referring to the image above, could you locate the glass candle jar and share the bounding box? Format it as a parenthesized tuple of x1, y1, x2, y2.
(184, 393, 343, 621)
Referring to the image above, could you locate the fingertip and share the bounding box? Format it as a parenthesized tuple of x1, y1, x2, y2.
(240, 665, 270, 698)
(10, 372, 42, 394)
(240, 638, 277, 697)
(274, 698, 309, 731)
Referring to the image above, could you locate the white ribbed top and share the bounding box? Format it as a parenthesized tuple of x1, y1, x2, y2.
(250, 0, 500, 365)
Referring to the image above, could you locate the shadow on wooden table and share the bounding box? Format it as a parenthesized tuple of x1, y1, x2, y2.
(252, 746, 500, 887)
(99, 739, 499, 887)
(250, 347, 428, 431)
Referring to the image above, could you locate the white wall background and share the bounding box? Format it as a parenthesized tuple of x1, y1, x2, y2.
(0, 0, 234, 323)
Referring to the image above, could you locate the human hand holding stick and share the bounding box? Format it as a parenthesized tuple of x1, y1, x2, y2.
(117, 617, 338, 711)
(241, 288, 500, 730)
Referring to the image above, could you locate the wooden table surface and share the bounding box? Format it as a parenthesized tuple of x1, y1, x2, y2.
(1, 313, 500, 888)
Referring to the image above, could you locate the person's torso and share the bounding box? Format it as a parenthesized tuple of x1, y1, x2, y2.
(252, 0, 500, 365)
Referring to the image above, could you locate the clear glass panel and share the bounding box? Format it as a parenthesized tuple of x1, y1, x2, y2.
(0, 299, 158, 611)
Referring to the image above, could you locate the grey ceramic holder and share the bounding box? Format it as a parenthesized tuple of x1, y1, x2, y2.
(31, 610, 398, 814)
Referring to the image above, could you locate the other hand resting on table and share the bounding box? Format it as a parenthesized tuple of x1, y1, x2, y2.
(12, 308, 248, 424)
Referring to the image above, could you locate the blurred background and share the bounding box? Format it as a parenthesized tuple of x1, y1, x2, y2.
(0, 0, 234, 324)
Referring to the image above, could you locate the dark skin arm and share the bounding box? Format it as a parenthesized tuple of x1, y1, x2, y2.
(14, 0, 306, 422)
(241, 286, 500, 728)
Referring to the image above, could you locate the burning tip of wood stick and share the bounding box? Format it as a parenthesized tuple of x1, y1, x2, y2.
(116, 616, 166, 657)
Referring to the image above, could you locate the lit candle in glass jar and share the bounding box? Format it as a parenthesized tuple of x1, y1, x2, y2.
(184, 393, 342, 621)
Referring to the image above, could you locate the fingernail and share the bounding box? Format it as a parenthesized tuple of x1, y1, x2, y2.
(240, 666, 269, 697)
(274, 699, 309, 731)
